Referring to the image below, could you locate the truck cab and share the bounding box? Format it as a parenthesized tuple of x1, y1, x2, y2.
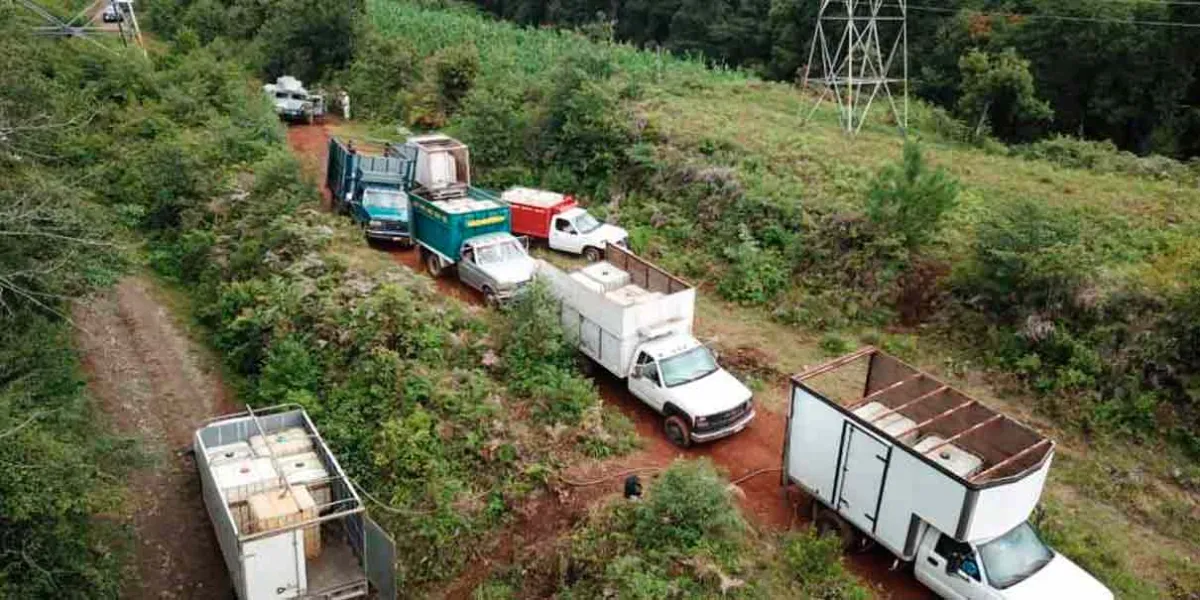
(264, 76, 324, 123)
(354, 187, 410, 244)
(914, 521, 1112, 600)
(548, 207, 628, 261)
(456, 232, 537, 305)
(627, 335, 755, 446)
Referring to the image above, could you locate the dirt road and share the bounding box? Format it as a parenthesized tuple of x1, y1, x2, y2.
(284, 121, 930, 599)
(75, 277, 237, 599)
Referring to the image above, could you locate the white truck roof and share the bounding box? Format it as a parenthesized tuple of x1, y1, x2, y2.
(785, 348, 1055, 555)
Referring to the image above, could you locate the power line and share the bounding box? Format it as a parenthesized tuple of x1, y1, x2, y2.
(826, 1, 1200, 28)
(905, 4, 1200, 27)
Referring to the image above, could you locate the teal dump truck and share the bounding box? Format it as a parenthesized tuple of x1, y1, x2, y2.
(412, 195, 537, 305)
(326, 137, 411, 244)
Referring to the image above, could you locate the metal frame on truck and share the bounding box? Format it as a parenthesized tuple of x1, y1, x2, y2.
(783, 348, 1054, 559)
(195, 405, 396, 600)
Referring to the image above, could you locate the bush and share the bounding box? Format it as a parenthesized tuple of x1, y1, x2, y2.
(783, 530, 870, 599)
(632, 460, 746, 554)
(954, 199, 1096, 322)
(865, 141, 960, 253)
(718, 227, 789, 305)
(1013, 135, 1199, 183)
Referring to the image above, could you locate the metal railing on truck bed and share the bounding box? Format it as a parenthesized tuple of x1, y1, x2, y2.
(194, 404, 396, 600)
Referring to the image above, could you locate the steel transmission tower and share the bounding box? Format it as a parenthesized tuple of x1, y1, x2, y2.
(17, 0, 147, 58)
(804, 0, 908, 134)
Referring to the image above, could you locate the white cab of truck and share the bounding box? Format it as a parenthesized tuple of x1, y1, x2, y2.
(785, 348, 1112, 600)
(539, 244, 754, 446)
(548, 206, 628, 257)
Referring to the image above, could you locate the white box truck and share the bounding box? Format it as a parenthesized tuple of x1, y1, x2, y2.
(539, 244, 755, 447)
(194, 405, 396, 600)
(784, 348, 1112, 600)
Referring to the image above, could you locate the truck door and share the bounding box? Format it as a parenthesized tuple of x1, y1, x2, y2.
(549, 217, 582, 254)
(915, 532, 994, 600)
(457, 245, 483, 291)
(627, 352, 667, 411)
(834, 425, 891, 535)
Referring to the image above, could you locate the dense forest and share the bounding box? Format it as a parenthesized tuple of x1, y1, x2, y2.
(472, 0, 1200, 157)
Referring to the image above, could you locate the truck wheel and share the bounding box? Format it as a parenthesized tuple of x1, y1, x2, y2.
(425, 253, 443, 278)
(814, 507, 858, 552)
(583, 246, 603, 263)
(482, 286, 499, 307)
(664, 415, 692, 448)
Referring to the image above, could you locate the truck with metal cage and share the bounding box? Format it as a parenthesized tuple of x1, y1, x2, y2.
(785, 348, 1111, 600)
(538, 244, 755, 447)
(194, 405, 396, 600)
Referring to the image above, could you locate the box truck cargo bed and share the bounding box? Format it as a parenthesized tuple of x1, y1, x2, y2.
(784, 348, 1054, 559)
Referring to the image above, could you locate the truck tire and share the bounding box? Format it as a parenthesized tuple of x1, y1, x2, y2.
(583, 246, 603, 263)
(482, 286, 499, 307)
(814, 506, 858, 552)
(664, 415, 692, 448)
(425, 253, 443, 278)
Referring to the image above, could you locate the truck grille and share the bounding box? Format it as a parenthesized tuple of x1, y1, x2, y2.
(695, 401, 751, 433)
(381, 221, 407, 232)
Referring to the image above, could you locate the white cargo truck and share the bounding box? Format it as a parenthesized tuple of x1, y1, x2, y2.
(539, 244, 755, 447)
(784, 348, 1112, 600)
(195, 405, 396, 600)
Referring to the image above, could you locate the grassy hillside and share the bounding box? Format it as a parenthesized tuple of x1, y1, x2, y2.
(369, 0, 1200, 458)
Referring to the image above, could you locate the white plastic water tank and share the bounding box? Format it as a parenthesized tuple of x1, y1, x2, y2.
(579, 261, 631, 292)
(250, 427, 313, 458)
(853, 402, 920, 445)
(206, 441, 254, 466)
(279, 452, 332, 507)
(913, 435, 984, 477)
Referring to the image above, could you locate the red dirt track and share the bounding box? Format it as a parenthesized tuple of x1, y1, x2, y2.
(283, 122, 931, 599)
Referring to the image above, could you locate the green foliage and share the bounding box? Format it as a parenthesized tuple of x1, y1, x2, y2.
(432, 43, 480, 115)
(717, 227, 788, 304)
(1013, 135, 1200, 183)
(956, 48, 1052, 142)
(255, 0, 362, 82)
(631, 460, 746, 554)
(782, 530, 870, 599)
(0, 314, 136, 599)
(339, 31, 419, 121)
(955, 199, 1093, 320)
(1033, 500, 1158, 598)
(865, 141, 961, 252)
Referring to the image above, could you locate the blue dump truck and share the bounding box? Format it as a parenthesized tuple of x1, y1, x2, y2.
(326, 137, 411, 244)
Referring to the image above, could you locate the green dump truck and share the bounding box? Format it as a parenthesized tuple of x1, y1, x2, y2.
(411, 195, 536, 305)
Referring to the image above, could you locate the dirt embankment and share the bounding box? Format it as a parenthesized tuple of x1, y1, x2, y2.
(75, 277, 238, 599)
(283, 121, 930, 599)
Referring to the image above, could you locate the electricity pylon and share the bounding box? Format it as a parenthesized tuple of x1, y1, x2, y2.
(18, 0, 147, 57)
(804, 0, 908, 135)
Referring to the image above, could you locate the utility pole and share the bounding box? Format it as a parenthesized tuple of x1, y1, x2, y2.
(18, 0, 147, 58)
(804, 0, 908, 135)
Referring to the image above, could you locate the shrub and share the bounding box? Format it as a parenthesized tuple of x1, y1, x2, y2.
(865, 141, 960, 253)
(783, 530, 870, 599)
(954, 199, 1096, 322)
(432, 43, 480, 114)
(632, 460, 745, 554)
(717, 227, 789, 305)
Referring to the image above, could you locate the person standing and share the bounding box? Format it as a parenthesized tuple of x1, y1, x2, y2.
(339, 90, 351, 120)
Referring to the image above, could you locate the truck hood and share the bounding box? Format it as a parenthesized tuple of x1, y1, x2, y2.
(664, 368, 752, 419)
(1001, 554, 1112, 600)
(581, 224, 628, 246)
(478, 257, 538, 288)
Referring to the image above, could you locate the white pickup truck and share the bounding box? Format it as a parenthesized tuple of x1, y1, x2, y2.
(539, 245, 755, 446)
(785, 348, 1113, 600)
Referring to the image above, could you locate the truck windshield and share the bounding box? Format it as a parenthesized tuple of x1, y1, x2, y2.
(978, 522, 1054, 589)
(363, 190, 406, 211)
(659, 346, 719, 387)
(475, 240, 525, 265)
(575, 212, 602, 234)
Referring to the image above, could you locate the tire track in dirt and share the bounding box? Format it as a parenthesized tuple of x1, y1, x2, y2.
(284, 122, 930, 599)
(75, 277, 239, 599)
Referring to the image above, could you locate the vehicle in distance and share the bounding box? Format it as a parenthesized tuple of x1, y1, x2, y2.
(539, 244, 755, 447)
(263, 76, 325, 124)
(785, 348, 1112, 600)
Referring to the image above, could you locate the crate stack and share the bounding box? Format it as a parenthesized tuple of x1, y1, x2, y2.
(204, 427, 330, 559)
